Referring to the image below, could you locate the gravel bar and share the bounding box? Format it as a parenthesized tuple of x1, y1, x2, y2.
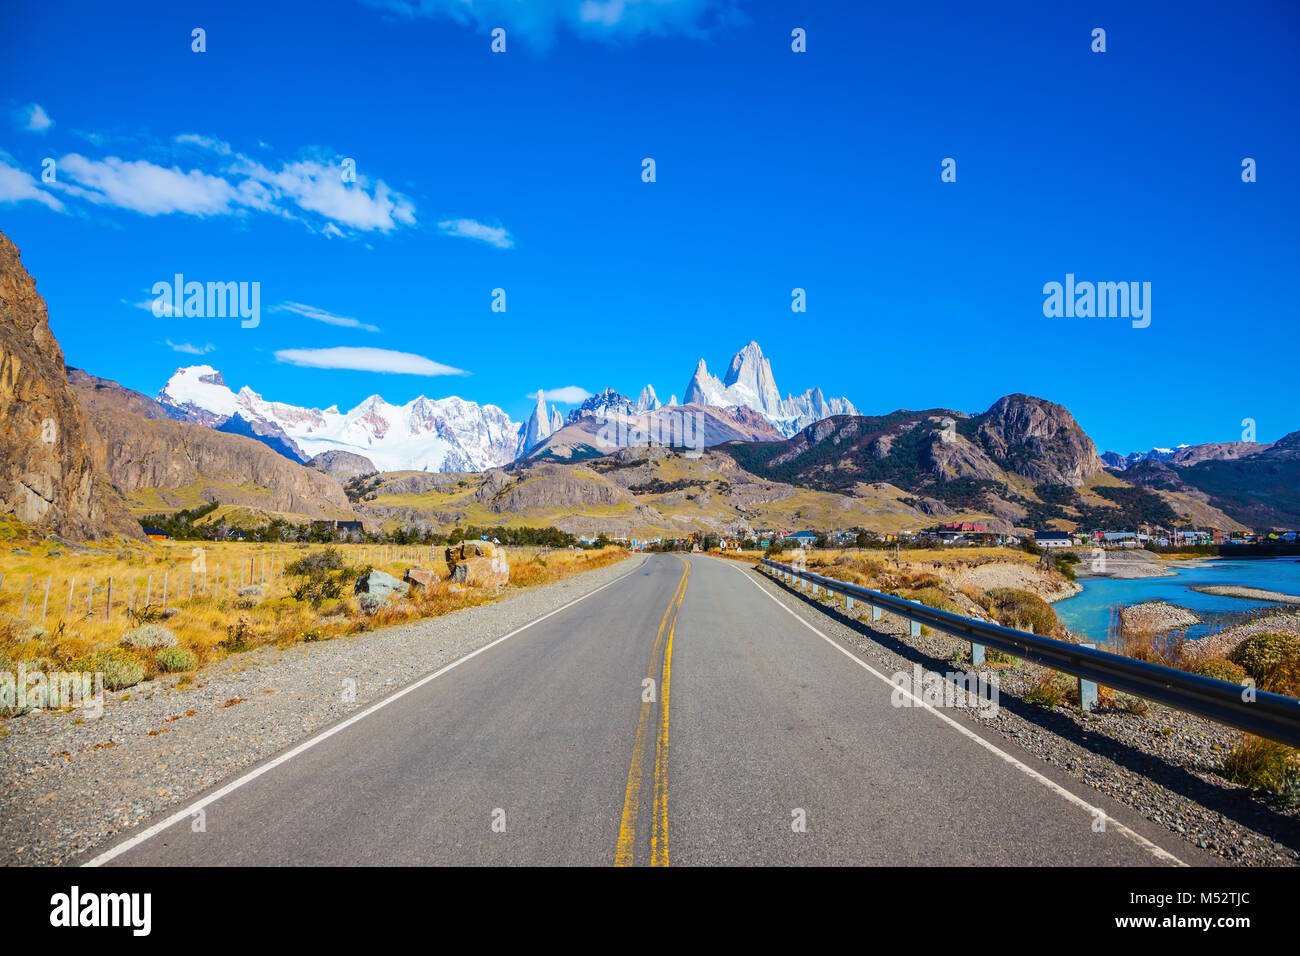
(0, 555, 643, 866)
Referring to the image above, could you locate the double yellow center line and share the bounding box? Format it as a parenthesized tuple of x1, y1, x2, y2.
(615, 555, 689, 867)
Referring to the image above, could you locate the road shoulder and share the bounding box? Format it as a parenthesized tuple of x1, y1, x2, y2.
(0, 555, 646, 866)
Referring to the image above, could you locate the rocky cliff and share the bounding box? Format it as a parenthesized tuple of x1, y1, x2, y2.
(308, 450, 378, 483)
(68, 371, 357, 521)
(0, 231, 142, 539)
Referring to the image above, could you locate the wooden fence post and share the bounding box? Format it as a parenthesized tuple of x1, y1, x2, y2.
(128, 577, 135, 613)
(41, 575, 51, 623)
(107, 578, 113, 619)
(68, 576, 75, 614)
(20, 574, 32, 619)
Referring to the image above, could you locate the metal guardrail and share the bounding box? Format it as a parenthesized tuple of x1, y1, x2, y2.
(759, 558, 1300, 747)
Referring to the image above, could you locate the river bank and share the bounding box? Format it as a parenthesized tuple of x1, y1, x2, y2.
(1056, 557, 1300, 645)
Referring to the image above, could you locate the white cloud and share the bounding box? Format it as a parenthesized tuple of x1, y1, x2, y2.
(361, 0, 736, 44)
(166, 339, 215, 355)
(174, 133, 233, 156)
(274, 346, 468, 376)
(233, 156, 416, 232)
(0, 156, 64, 211)
(54, 154, 240, 216)
(271, 301, 380, 332)
(538, 386, 592, 404)
(17, 103, 53, 132)
(438, 218, 514, 249)
(38, 145, 416, 235)
(126, 296, 176, 316)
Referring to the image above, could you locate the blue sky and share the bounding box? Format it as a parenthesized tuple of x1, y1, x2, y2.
(2, 0, 1297, 454)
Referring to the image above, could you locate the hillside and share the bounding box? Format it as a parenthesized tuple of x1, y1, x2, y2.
(345, 446, 955, 538)
(0, 230, 142, 540)
(1124, 432, 1300, 529)
(68, 370, 358, 523)
(718, 395, 1249, 532)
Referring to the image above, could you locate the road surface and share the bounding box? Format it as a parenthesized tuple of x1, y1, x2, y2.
(89, 554, 1194, 866)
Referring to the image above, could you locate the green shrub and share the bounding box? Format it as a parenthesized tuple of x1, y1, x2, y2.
(121, 624, 178, 650)
(902, 586, 959, 614)
(1221, 735, 1300, 800)
(978, 588, 1062, 638)
(70, 648, 145, 690)
(1024, 669, 1072, 707)
(221, 616, 254, 653)
(1193, 658, 1249, 685)
(1228, 632, 1300, 696)
(288, 551, 351, 608)
(155, 647, 197, 672)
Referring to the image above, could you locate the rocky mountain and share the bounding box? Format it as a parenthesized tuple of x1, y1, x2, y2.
(1101, 447, 1182, 470)
(726, 395, 1102, 492)
(1101, 441, 1270, 470)
(682, 341, 857, 437)
(350, 445, 939, 539)
(529, 402, 783, 461)
(568, 388, 634, 423)
(1122, 433, 1300, 529)
(0, 231, 142, 539)
(159, 365, 520, 473)
(719, 394, 1121, 529)
(71, 371, 356, 522)
(516, 390, 565, 456)
(307, 450, 378, 483)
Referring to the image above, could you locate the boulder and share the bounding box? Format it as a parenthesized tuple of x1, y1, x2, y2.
(445, 540, 510, 587)
(354, 569, 409, 599)
(449, 554, 510, 587)
(404, 567, 442, 592)
(445, 540, 502, 562)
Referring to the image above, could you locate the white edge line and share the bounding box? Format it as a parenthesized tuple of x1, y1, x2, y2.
(82, 556, 649, 867)
(734, 562, 1186, 866)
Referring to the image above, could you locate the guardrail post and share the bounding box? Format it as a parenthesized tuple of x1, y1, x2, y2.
(870, 605, 881, 622)
(846, 596, 854, 610)
(910, 619, 921, 637)
(1078, 643, 1098, 712)
(971, 642, 985, 666)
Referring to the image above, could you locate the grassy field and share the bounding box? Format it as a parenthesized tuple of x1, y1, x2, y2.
(0, 518, 626, 694)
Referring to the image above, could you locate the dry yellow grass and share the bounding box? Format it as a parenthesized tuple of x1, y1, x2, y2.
(0, 520, 625, 685)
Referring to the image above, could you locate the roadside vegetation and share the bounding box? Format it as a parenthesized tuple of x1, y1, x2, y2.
(0, 517, 625, 710)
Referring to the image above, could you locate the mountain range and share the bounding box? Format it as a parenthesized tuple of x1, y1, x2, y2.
(1, 225, 1295, 541)
(157, 340, 859, 473)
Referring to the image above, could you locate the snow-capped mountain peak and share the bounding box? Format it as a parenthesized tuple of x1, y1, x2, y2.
(681, 342, 857, 437)
(158, 365, 520, 473)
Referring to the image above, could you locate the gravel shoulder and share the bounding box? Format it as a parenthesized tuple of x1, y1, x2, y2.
(743, 562, 1299, 867)
(0, 555, 643, 866)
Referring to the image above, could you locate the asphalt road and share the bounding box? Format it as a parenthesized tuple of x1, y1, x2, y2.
(92, 554, 1194, 866)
